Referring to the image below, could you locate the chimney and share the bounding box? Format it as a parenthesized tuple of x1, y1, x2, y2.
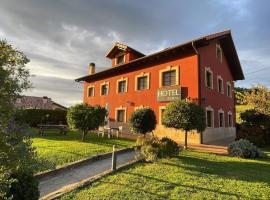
(88, 63, 95, 75)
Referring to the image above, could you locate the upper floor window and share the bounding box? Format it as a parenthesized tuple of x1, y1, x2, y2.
(135, 72, 150, 91)
(205, 67, 213, 89)
(217, 76, 224, 94)
(159, 66, 179, 87)
(218, 109, 224, 127)
(117, 77, 128, 93)
(87, 86, 95, 97)
(216, 44, 222, 64)
(227, 82, 232, 97)
(100, 82, 109, 96)
(116, 54, 125, 65)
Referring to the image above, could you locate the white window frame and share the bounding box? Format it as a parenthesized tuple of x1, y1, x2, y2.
(159, 66, 179, 87)
(116, 77, 128, 93)
(205, 106, 214, 128)
(228, 111, 233, 127)
(87, 85, 95, 97)
(216, 44, 223, 64)
(205, 67, 213, 89)
(226, 82, 232, 97)
(217, 75, 224, 94)
(159, 106, 166, 125)
(115, 106, 127, 123)
(135, 72, 150, 91)
(115, 53, 125, 65)
(100, 81, 109, 96)
(218, 109, 225, 128)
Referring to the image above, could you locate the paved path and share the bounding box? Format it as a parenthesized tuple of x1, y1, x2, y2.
(39, 149, 136, 199)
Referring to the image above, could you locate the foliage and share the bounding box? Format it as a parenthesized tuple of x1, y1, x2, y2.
(243, 84, 270, 115)
(163, 100, 206, 149)
(228, 139, 266, 158)
(0, 121, 40, 199)
(235, 105, 253, 123)
(15, 109, 67, 127)
(67, 104, 107, 141)
(0, 40, 31, 123)
(234, 87, 251, 105)
(8, 173, 39, 200)
(136, 137, 181, 162)
(236, 126, 266, 147)
(159, 137, 181, 158)
(240, 109, 270, 128)
(61, 149, 270, 200)
(129, 108, 157, 135)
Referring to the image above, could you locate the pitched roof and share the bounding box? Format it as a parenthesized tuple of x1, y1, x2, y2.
(106, 42, 145, 58)
(76, 30, 244, 82)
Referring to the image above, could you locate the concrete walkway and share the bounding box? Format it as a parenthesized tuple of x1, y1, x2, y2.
(38, 149, 136, 199)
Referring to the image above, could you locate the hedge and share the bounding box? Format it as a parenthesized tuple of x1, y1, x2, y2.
(16, 109, 67, 127)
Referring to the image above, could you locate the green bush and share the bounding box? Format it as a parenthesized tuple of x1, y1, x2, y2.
(236, 126, 266, 147)
(159, 137, 181, 158)
(8, 173, 39, 200)
(228, 139, 266, 158)
(136, 137, 181, 162)
(15, 109, 67, 127)
(129, 108, 157, 135)
(240, 109, 270, 128)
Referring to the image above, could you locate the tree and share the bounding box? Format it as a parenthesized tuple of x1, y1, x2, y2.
(67, 104, 107, 141)
(0, 40, 31, 123)
(0, 40, 39, 199)
(243, 84, 270, 115)
(234, 87, 251, 105)
(129, 108, 157, 136)
(163, 100, 206, 149)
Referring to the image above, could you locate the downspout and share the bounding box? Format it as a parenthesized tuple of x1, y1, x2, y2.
(192, 41, 203, 144)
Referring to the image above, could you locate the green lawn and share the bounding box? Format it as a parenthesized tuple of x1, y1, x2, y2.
(31, 129, 134, 172)
(61, 149, 270, 200)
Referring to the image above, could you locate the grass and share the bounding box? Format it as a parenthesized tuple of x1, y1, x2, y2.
(30, 129, 134, 171)
(61, 149, 270, 200)
(236, 105, 253, 123)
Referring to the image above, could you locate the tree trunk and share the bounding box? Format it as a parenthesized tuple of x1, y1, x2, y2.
(184, 131, 188, 149)
(81, 130, 87, 142)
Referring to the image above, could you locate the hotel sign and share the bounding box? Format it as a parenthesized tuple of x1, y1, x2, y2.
(157, 87, 181, 102)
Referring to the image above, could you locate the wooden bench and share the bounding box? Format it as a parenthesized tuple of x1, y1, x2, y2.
(38, 124, 68, 136)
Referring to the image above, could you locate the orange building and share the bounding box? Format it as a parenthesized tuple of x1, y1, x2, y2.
(76, 30, 244, 144)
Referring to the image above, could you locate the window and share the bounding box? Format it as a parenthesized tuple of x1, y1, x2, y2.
(159, 106, 166, 125)
(87, 86, 94, 97)
(227, 82, 232, 97)
(116, 54, 124, 65)
(217, 76, 223, 93)
(115, 107, 126, 122)
(117, 77, 128, 93)
(135, 72, 150, 91)
(228, 112, 233, 127)
(205, 67, 213, 89)
(159, 66, 179, 87)
(100, 82, 109, 96)
(218, 110, 224, 127)
(162, 70, 176, 86)
(216, 44, 222, 64)
(206, 106, 214, 128)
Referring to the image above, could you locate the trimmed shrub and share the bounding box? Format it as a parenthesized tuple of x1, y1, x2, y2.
(16, 109, 67, 127)
(159, 137, 181, 158)
(236, 126, 266, 147)
(136, 137, 181, 162)
(228, 139, 266, 158)
(129, 108, 157, 136)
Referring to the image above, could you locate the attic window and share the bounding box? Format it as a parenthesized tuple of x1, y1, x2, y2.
(116, 54, 125, 65)
(216, 44, 222, 64)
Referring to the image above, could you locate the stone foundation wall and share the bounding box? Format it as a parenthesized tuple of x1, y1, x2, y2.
(202, 127, 236, 143)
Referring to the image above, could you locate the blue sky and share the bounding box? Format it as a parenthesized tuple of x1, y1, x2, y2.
(0, 0, 270, 106)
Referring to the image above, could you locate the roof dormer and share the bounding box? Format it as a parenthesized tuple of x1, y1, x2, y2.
(106, 42, 145, 67)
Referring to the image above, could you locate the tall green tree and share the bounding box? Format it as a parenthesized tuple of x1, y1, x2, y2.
(163, 100, 206, 149)
(67, 104, 107, 141)
(0, 40, 31, 123)
(0, 40, 39, 199)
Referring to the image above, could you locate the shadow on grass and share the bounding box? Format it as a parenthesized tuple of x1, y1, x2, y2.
(161, 153, 270, 185)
